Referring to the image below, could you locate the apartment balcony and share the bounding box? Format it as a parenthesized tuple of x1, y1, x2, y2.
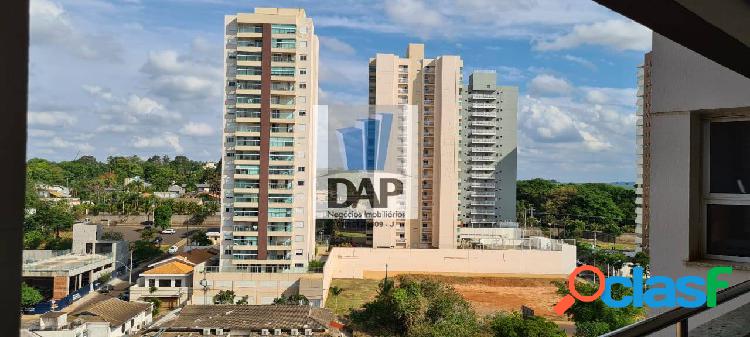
(471, 111, 497, 118)
(470, 121, 495, 127)
(424, 99, 434, 106)
(398, 77, 408, 83)
(470, 183, 496, 188)
(470, 147, 496, 153)
(471, 103, 496, 109)
(471, 130, 496, 136)
(470, 156, 495, 162)
(470, 209, 496, 215)
(470, 138, 495, 144)
(470, 94, 496, 100)
(470, 174, 494, 180)
(470, 166, 495, 171)
(470, 201, 495, 206)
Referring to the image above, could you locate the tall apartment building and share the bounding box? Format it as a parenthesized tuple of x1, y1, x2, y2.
(368, 44, 463, 249)
(221, 8, 319, 272)
(458, 71, 518, 227)
(634, 52, 652, 253)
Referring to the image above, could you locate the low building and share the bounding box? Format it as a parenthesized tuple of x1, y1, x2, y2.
(23, 251, 114, 301)
(71, 222, 129, 271)
(168, 184, 186, 195)
(195, 183, 211, 193)
(205, 228, 220, 245)
(142, 304, 339, 336)
(129, 249, 217, 308)
(124, 176, 152, 188)
(23, 299, 153, 337)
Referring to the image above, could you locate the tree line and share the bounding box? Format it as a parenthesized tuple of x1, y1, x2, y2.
(517, 179, 636, 238)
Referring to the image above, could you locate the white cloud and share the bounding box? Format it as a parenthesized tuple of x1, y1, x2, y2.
(582, 87, 636, 106)
(520, 97, 582, 143)
(563, 55, 597, 70)
(140, 50, 222, 100)
(319, 36, 356, 55)
(133, 133, 184, 153)
(82, 85, 114, 101)
(384, 0, 446, 37)
(49, 137, 95, 152)
(30, 0, 122, 60)
(29, 129, 56, 137)
(180, 122, 214, 137)
(534, 19, 651, 52)
(28, 111, 77, 127)
(528, 74, 572, 95)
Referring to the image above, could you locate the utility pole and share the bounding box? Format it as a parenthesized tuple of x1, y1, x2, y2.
(129, 250, 133, 284)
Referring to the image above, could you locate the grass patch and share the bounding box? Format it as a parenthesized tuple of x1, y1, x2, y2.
(338, 231, 367, 238)
(325, 279, 381, 317)
(583, 239, 636, 251)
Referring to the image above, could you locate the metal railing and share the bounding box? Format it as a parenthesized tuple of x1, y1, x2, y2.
(601, 279, 750, 337)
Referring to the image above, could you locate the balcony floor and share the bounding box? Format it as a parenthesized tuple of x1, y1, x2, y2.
(689, 301, 750, 337)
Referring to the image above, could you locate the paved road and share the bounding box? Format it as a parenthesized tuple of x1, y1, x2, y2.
(102, 223, 218, 246)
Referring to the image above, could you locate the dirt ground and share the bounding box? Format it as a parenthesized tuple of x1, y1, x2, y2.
(408, 275, 566, 319)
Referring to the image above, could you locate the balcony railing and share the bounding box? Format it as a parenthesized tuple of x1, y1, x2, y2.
(601, 280, 750, 337)
(471, 111, 497, 118)
(471, 103, 496, 109)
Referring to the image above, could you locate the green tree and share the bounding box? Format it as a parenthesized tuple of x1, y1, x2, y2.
(350, 276, 480, 337)
(487, 312, 566, 337)
(189, 230, 212, 246)
(631, 252, 649, 272)
(236, 295, 249, 305)
(555, 280, 644, 336)
(144, 298, 161, 316)
(21, 283, 44, 307)
(154, 204, 172, 229)
(26, 201, 75, 238)
(273, 294, 310, 306)
(23, 230, 47, 249)
(329, 286, 343, 313)
(214, 290, 236, 304)
(101, 231, 124, 241)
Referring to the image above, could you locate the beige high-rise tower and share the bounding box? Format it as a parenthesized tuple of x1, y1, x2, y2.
(368, 44, 463, 249)
(221, 8, 319, 271)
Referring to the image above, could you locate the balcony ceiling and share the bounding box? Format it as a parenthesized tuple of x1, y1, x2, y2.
(593, 0, 750, 78)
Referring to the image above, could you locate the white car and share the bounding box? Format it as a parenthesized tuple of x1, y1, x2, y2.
(168, 245, 179, 254)
(161, 228, 176, 234)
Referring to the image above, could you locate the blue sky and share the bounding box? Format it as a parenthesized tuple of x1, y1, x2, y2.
(27, 0, 651, 182)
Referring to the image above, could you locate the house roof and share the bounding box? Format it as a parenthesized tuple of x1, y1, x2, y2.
(76, 298, 151, 327)
(142, 260, 194, 275)
(175, 248, 218, 264)
(195, 183, 210, 188)
(167, 305, 329, 331)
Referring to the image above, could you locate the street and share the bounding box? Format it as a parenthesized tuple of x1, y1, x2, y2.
(102, 223, 218, 247)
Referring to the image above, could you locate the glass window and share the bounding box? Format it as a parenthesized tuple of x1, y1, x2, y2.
(704, 119, 750, 261)
(235, 193, 259, 203)
(269, 208, 292, 218)
(269, 194, 293, 204)
(270, 151, 294, 161)
(238, 24, 262, 33)
(235, 180, 260, 189)
(175, 279, 182, 287)
(269, 166, 294, 175)
(271, 38, 296, 49)
(234, 208, 259, 217)
(270, 137, 294, 147)
(271, 24, 296, 34)
(158, 279, 170, 287)
(236, 52, 261, 61)
(271, 67, 295, 77)
(236, 137, 261, 147)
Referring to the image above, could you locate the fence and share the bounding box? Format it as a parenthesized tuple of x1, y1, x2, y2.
(28, 282, 101, 314)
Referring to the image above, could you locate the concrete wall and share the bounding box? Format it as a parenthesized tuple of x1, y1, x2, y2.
(648, 33, 750, 336)
(189, 269, 322, 306)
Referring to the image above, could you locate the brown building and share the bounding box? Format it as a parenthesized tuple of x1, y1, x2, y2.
(368, 43, 463, 249)
(221, 8, 319, 272)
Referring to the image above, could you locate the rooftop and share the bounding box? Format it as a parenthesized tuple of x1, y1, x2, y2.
(22, 253, 111, 274)
(175, 248, 218, 264)
(77, 298, 151, 327)
(166, 305, 331, 331)
(142, 260, 194, 275)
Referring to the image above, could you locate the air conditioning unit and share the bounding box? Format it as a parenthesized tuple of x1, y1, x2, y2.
(304, 329, 313, 336)
(261, 329, 270, 335)
(291, 329, 300, 336)
(202, 328, 211, 335)
(274, 328, 282, 335)
(215, 328, 224, 335)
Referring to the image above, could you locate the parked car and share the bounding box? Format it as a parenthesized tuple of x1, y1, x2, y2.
(142, 220, 154, 226)
(161, 228, 176, 234)
(168, 245, 179, 254)
(153, 236, 164, 244)
(98, 284, 113, 294)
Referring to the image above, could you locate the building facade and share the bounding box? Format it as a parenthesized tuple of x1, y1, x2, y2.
(458, 71, 518, 228)
(634, 52, 652, 253)
(221, 8, 319, 272)
(368, 43, 463, 248)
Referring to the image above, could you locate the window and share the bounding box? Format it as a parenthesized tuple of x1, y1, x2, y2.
(298, 166, 305, 172)
(148, 279, 155, 287)
(158, 279, 171, 287)
(703, 118, 750, 261)
(295, 263, 304, 268)
(175, 279, 182, 287)
(295, 249, 304, 256)
(298, 110, 306, 117)
(299, 83, 306, 89)
(298, 180, 305, 186)
(299, 68, 307, 75)
(299, 54, 307, 61)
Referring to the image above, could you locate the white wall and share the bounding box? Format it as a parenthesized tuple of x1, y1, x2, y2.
(648, 32, 750, 336)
